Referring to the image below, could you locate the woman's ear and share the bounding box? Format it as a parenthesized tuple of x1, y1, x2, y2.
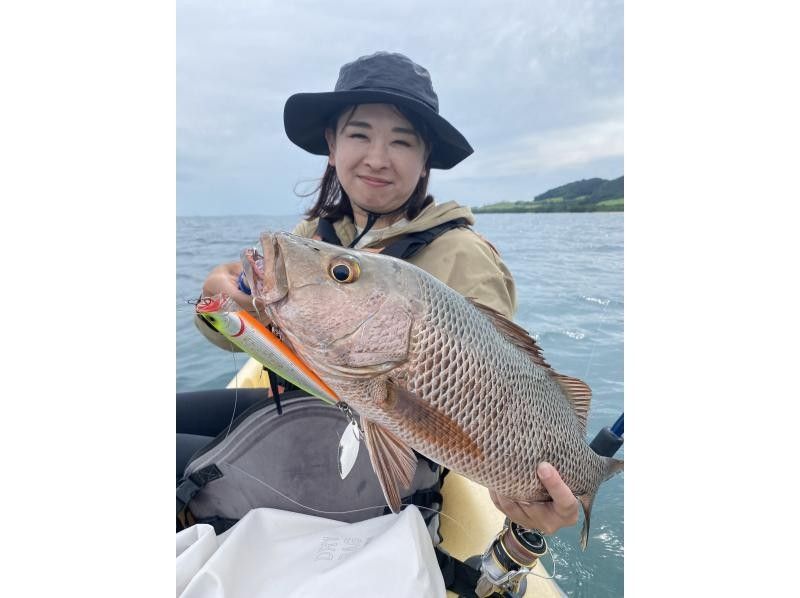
(324, 128, 336, 166)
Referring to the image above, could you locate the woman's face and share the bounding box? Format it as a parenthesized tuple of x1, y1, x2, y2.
(325, 103, 428, 218)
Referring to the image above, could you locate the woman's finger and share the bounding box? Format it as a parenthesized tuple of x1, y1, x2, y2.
(537, 462, 578, 520)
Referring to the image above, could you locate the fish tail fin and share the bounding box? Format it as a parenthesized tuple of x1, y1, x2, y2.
(604, 456, 624, 482)
(576, 493, 595, 551)
(577, 457, 624, 550)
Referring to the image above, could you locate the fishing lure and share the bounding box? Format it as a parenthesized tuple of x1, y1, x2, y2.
(196, 294, 339, 406)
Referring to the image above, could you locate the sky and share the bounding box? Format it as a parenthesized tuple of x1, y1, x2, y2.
(177, 0, 623, 217)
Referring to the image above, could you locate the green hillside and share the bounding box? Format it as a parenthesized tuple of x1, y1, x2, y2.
(474, 176, 624, 213)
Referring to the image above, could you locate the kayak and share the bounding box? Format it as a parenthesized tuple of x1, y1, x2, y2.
(226, 357, 566, 598)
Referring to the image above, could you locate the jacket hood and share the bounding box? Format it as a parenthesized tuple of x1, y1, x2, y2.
(394, 200, 475, 234)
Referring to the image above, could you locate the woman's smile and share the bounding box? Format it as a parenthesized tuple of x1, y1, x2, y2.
(358, 175, 392, 187)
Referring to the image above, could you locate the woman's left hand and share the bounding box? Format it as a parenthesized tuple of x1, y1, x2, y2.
(489, 461, 579, 535)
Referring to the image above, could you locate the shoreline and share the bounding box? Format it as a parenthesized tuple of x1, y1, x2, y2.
(473, 207, 624, 214)
(472, 197, 623, 214)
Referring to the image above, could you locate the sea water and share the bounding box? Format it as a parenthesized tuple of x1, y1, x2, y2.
(176, 212, 624, 598)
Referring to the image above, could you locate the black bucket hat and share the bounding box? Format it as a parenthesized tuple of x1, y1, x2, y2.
(283, 52, 473, 170)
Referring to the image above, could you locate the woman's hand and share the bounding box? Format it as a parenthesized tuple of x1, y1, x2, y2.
(489, 462, 579, 535)
(201, 261, 253, 311)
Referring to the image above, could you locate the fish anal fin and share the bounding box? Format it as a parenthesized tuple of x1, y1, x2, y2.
(362, 418, 418, 513)
(385, 381, 482, 460)
(552, 373, 593, 432)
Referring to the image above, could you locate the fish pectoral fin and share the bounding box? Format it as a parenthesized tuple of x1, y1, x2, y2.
(552, 373, 593, 433)
(362, 418, 418, 513)
(385, 381, 482, 460)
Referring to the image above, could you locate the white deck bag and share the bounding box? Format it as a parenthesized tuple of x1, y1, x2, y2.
(176, 505, 445, 598)
(176, 524, 219, 596)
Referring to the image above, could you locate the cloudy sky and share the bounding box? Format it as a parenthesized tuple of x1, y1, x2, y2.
(177, 0, 623, 217)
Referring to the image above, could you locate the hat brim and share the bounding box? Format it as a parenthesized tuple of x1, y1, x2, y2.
(283, 90, 473, 170)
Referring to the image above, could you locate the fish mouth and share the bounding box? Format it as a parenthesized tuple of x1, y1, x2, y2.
(243, 232, 289, 306)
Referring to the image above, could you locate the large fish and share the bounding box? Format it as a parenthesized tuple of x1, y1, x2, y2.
(247, 231, 623, 548)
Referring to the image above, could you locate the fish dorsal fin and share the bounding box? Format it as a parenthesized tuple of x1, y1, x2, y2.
(467, 299, 553, 370)
(468, 299, 592, 430)
(552, 373, 592, 432)
(361, 418, 418, 513)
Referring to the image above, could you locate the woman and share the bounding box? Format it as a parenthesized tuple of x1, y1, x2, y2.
(191, 52, 578, 537)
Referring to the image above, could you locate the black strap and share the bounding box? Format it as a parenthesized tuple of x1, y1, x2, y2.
(316, 217, 342, 245)
(176, 464, 224, 515)
(347, 212, 379, 248)
(435, 547, 482, 598)
(381, 218, 470, 259)
(314, 217, 470, 259)
(266, 368, 283, 415)
(382, 488, 444, 519)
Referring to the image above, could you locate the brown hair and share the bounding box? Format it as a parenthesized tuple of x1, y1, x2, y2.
(302, 104, 435, 222)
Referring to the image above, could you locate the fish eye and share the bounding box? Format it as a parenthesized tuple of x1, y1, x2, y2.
(329, 257, 360, 283)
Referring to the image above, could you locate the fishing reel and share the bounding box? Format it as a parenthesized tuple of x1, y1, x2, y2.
(466, 519, 549, 598)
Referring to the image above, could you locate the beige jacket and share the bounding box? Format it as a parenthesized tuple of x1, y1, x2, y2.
(292, 200, 516, 317)
(196, 200, 516, 350)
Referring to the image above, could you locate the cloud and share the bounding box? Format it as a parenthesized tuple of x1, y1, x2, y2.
(177, 0, 623, 215)
(438, 116, 623, 182)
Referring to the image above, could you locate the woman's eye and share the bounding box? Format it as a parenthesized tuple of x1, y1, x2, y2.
(349, 133, 368, 140)
(393, 139, 411, 147)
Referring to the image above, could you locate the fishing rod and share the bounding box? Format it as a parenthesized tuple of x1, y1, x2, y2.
(589, 413, 624, 458)
(469, 414, 624, 598)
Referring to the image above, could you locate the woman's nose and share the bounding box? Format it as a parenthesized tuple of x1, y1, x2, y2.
(363, 140, 390, 170)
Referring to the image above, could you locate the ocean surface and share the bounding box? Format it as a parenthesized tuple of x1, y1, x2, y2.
(176, 212, 624, 597)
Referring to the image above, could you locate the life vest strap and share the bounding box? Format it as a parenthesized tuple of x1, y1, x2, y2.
(315, 217, 471, 260)
(176, 464, 224, 530)
(381, 218, 470, 259)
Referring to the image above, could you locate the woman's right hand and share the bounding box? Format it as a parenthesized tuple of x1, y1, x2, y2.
(489, 462, 579, 535)
(201, 261, 253, 311)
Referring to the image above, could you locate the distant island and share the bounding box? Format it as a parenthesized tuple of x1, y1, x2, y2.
(473, 176, 623, 213)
